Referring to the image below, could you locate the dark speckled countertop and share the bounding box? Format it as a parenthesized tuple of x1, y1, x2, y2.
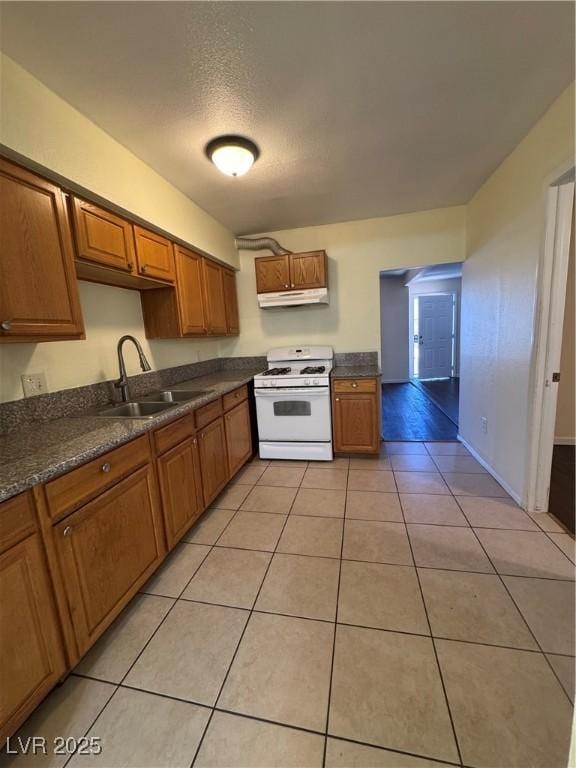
(0, 369, 262, 503)
(331, 365, 381, 379)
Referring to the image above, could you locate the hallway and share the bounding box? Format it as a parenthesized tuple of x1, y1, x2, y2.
(382, 381, 458, 441)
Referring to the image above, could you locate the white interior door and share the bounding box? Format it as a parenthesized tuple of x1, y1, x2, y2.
(417, 294, 454, 379)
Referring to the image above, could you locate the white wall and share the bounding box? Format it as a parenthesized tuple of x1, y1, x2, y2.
(221, 206, 466, 359)
(0, 54, 236, 402)
(380, 276, 410, 382)
(460, 83, 575, 502)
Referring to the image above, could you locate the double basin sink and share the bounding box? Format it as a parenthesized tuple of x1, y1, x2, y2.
(96, 389, 211, 419)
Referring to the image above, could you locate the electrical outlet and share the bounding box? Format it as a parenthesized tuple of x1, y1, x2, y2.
(481, 416, 488, 434)
(21, 373, 48, 398)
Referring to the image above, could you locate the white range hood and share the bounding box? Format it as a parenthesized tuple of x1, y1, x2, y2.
(257, 287, 329, 308)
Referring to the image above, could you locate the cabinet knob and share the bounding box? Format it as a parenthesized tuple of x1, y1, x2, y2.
(63, 526, 73, 537)
(291, 283, 295, 288)
(351, 382, 358, 388)
(127, 262, 134, 271)
(101, 462, 111, 473)
(193, 438, 197, 444)
(335, 397, 340, 402)
(0, 320, 12, 331)
(284, 284, 289, 288)
(141, 265, 148, 274)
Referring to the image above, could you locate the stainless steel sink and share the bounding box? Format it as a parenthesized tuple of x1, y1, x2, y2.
(96, 402, 176, 419)
(140, 389, 210, 403)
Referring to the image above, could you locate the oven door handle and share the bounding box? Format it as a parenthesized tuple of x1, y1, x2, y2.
(255, 387, 329, 397)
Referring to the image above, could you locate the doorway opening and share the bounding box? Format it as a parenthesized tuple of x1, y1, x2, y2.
(527, 171, 574, 533)
(379, 262, 462, 441)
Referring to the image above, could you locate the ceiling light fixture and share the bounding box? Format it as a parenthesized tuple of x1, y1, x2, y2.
(205, 135, 259, 177)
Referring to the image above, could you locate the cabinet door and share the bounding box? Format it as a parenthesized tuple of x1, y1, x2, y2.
(255, 255, 290, 293)
(0, 159, 84, 341)
(71, 197, 135, 272)
(198, 417, 229, 504)
(202, 260, 227, 335)
(225, 400, 252, 477)
(157, 437, 204, 550)
(290, 251, 327, 290)
(133, 225, 175, 282)
(54, 467, 164, 656)
(333, 393, 380, 454)
(0, 534, 66, 742)
(175, 246, 207, 335)
(222, 268, 240, 335)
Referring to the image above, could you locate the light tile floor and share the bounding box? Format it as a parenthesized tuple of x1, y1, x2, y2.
(4, 441, 574, 768)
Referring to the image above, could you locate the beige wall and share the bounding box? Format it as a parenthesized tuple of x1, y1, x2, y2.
(555, 215, 575, 440)
(460, 84, 575, 502)
(220, 206, 466, 359)
(0, 54, 236, 402)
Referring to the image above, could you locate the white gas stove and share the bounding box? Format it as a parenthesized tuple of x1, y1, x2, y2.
(254, 346, 334, 461)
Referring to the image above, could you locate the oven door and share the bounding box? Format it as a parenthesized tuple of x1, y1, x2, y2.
(255, 387, 331, 442)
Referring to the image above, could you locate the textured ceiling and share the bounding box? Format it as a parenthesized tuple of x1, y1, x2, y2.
(1, 2, 574, 234)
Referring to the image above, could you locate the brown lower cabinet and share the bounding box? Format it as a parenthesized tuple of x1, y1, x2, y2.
(0, 493, 66, 743)
(157, 436, 204, 550)
(1, 385, 254, 740)
(53, 465, 165, 657)
(198, 416, 229, 505)
(332, 377, 381, 454)
(225, 399, 252, 476)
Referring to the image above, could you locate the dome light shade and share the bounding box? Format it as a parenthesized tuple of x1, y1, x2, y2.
(206, 135, 259, 177)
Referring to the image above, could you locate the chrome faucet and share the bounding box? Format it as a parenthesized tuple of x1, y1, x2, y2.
(115, 335, 152, 402)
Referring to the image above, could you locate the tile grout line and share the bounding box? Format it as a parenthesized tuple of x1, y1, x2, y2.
(397, 490, 465, 767)
(189, 459, 310, 766)
(458, 503, 576, 706)
(321, 459, 348, 767)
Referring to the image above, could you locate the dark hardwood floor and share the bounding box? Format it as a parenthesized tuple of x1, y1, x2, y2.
(411, 377, 460, 425)
(549, 445, 575, 534)
(381, 382, 458, 441)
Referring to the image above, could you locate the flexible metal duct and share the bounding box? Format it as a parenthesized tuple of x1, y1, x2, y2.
(234, 236, 292, 255)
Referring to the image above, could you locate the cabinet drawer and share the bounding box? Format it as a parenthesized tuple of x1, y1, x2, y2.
(0, 492, 37, 554)
(223, 385, 248, 412)
(45, 436, 150, 522)
(153, 413, 196, 456)
(333, 378, 377, 393)
(195, 398, 223, 429)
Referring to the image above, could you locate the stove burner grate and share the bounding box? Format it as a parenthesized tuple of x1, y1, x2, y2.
(262, 367, 292, 376)
(300, 366, 326, 375)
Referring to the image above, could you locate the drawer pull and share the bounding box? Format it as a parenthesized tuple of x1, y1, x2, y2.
(1, 320, 12, 331)
(63, 526, 73, 537)
(101, 462, 111, 473)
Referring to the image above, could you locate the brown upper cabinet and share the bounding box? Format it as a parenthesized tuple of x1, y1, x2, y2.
(71, 197, 135, 273)
(223, 267, 240, 335)
(255, 254, 291, 293)
(202, 259, 228, 335)
(133, 225, 175, 283)
(141, 247, 239, 338)
(0, 158, 85, 342)
(255, 250, 327, 293)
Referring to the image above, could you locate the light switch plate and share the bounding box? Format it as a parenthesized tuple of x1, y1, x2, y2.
(21, 373, 48, 398)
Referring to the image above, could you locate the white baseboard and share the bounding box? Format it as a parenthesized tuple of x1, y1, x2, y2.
(554, 437, 576, 446)
(381, 378, 410, 384)
(456, 434, 524, 507)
